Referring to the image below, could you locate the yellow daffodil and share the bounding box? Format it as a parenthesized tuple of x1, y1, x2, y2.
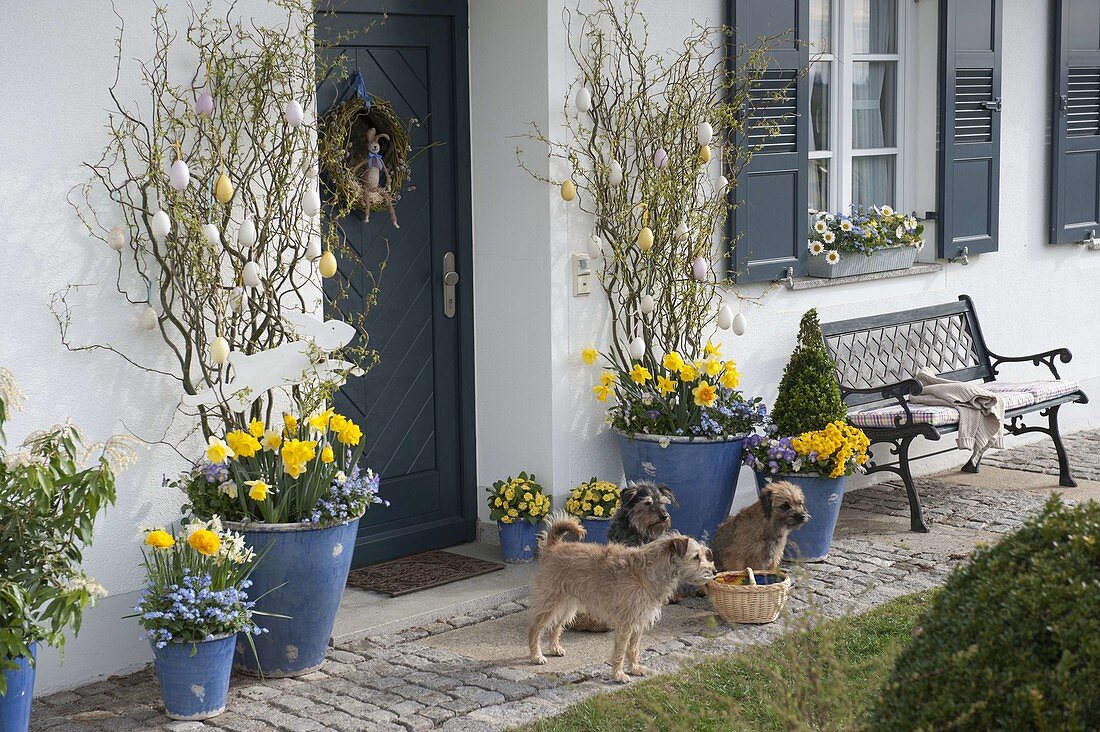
(657, 375, 677, 396)
(678, 363, 698, 382)
(704, 340, 721, 357)
(226, 430, 261, 459)
(720, 369, 740, 389)
(284, 462, 306, 478)
(262, 430, 282, 452)
(206, 436, 234, 465)
(662, 352, 685, 373)
(600, 371, 617, 387)
(308, 408, 334, 432)
(248, 419, 265, 438)
(145, 529, 175, 549)
(245, 480, 270, 501)
(337, 421, 363, 446)
(330, 414, 348, 433)
(629, 363, 652, 384)
(692, 380, 718, 407)
(581, 347, 599, 365)
(281, 438, 317, 468)
(703, 358, 723, 377)
(593, 384, 612, 402)
(187, 529, 221, 557)
(320, 445, 335, 464)
(283, 413, 298, 434)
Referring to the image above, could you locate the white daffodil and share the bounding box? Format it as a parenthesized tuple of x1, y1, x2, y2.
(822, 231, 836, 244)
(813, 220, 827, 233)
(809, 241, 825, 255)
(825, 250, 841, 265)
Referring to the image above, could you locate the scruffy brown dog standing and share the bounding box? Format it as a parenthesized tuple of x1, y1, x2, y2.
(710, 481, 810, 572)
(527, 512, 715, 683)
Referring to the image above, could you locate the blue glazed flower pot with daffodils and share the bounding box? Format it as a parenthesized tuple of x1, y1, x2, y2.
(498, 521, 538, 563)
(152, 635, 235, 721)
(229, 518, 360, 677)
(0, 643, 35, 732)
(616, 431, 745, 542)
(580, 517, 612, 544)
(755, 472, 846, 562)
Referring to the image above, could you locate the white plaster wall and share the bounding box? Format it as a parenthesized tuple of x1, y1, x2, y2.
(0, 0, 288, 694)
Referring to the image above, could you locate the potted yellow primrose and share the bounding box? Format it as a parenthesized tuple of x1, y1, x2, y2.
(175, 409, 384, 677)
(486, 472, 551, 563)
(565, 478, 621, 543)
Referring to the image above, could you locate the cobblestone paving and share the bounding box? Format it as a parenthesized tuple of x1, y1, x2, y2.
(984, 428, 1100, 481)
(31, 439, 1084, 732)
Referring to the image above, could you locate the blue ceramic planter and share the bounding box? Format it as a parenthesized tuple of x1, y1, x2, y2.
(152, 635, 234, 721)
(755, 472, 846, 562)
(616, 431, 746, 542)
(580, 517, 611, 544)
(229, 518, 359, 677)
(498, 520, 538, 563)
(0, 644, 35, 732)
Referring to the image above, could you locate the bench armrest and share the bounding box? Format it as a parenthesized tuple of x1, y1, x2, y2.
(845, 379, 924, 429)
(988, 348, 1072, 380)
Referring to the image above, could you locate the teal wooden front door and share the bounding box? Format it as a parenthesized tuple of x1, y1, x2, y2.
(318, 1, 475, 566)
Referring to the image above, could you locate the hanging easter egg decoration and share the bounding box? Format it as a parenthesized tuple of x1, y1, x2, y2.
(716, 175, 730, 192)
(151, 210, 171, 240)
(608, 160, 624, 187)
(698, 144, 712, 165)
(637, 226, 654, 252)
(639, 293, 655, 315)
(196, 92, 215, 117)
(674, 221, 689, 241)
(214, 173, 234, 204)
(305, 164, 319, 180)
(201, 223, 221, 247)
(138, 305, 158, 331)
(210, 336, 230, 365)
(306, 238, 323, 261)
(717, 304, 734, 330)
(284, 100, 305, 128)
(242, 261, 261, 288)
(697, 121, 714, 146)
(587, 234, 604, 260)
(319, 249, 338, 278)
(691, 256, 708, 281)
(628, 336, 646, 361)
(560, 179, 576, 202)
(229, 286, 244, 313)
(169, 159, 190, 191)
(238, 218, 257, 247)
(653, 148, 669, 169)
(107, 225, 127, 252)
(575, 85, 593, 113)
(731, 311, 748, 336)
(303, 188, 322, 217)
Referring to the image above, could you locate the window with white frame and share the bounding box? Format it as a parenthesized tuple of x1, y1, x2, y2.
(808, 0, 906, 214)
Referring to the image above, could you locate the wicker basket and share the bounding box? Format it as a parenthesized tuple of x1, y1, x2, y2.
(707, 568, 791, 625)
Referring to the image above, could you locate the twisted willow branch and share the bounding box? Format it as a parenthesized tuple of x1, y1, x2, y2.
(60, 0, 384, 440)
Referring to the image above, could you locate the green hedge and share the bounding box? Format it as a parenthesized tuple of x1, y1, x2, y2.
(868, 497, 1100, 730)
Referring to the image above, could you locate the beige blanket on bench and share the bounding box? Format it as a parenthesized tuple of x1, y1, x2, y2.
(911, 367, 1004, 460)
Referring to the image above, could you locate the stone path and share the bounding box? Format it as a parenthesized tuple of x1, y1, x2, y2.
(984, 428, 1100, 480)
(30, 433, 1096, 732)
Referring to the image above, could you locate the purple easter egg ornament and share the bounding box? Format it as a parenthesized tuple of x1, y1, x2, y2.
(196, 92, 214, 117)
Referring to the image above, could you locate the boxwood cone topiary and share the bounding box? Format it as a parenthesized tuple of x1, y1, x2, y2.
(769, 309, 847, 437)
(868, 497, 1100, 730)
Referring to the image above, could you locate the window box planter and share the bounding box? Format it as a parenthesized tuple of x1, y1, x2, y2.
(807, 245, 919, 279)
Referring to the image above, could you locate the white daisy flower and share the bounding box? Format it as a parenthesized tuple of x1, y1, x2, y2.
(815, 210, 829, 220)
(822, 231, 836, 244)
(809, 240, 825, 255)
(881, 205, 894, 216)
(825, 250, 841, 265)
(896, 225, 905, 238)
(813, 220, 827, 233)
(906, 215, 917, 229)
(840, 220, 852, 232)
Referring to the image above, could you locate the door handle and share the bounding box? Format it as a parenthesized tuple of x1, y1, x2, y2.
(442, 252, 458, 318)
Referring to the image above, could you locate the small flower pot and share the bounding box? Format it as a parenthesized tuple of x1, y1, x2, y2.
(152, 635, 235, 721)
(755, 472, 847, 562)
(498, 520, 538, 563)
(580, 516, 612, 544)
(0, 644, 36, 732)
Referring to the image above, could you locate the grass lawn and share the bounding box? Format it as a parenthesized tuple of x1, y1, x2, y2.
(518, 591, 933, 732)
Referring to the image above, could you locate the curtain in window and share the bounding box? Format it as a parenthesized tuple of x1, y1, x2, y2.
(852, 0, 897, 207)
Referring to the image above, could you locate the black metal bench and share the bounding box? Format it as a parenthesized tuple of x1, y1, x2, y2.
(820, 295, 1089, 532)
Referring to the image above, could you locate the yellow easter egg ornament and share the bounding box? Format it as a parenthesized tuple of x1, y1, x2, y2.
(637, 226, 654, 252)
(214, 173, 234, 204)
(698, 144, 712, 164)
(319, 249, 338, 278)
(560, 179, 576, 202)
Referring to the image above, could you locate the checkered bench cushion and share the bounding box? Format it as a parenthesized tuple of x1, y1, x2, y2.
(849, 390, 1036, 429)
(985, 380, 1081, 403)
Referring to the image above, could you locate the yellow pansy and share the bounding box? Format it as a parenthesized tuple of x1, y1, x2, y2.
(320, 445, 335, 463)
(187, 529, 221, 557)
(692, 380, 718, 407)
(145, 529, 175, 549)
(206, 436, 234, 465)
(720, 369, 740, 389)
(581, 347, 599, 365)
(248, 419, 265, 438)
(245, 480, 270, 501)
(662, 352, 685, 373)
(226, 430, 261, 459)
(629, 363, 652, 384)
(657, 375, 677, 396)
(262, 430, 282, 452)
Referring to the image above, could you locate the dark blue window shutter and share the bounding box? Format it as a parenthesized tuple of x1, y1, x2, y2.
(729, 0, 809, 283)
(1050, 0, 1100, 244)
(937, 0, 1003, 258)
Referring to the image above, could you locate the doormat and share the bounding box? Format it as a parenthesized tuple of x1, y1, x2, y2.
(346, 550, 505, 597)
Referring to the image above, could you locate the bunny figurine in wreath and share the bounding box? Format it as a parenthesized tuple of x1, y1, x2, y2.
(354, 127, 399, 228)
